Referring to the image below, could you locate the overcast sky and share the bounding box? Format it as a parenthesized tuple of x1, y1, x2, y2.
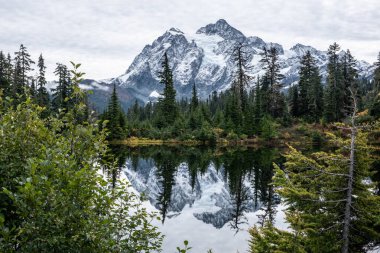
(0, 0, 379, 80)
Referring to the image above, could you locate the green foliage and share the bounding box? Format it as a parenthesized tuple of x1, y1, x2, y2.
(51, 63, 72, 113)
(249, 223, 305, 253)
(156, 52, 178, 127)
(323, 43, 359, 122)
(260, 47, 285, 118)
(297, 51, 323, 122)
(100, 84, 127, 140)
(191, 82, 198, 110)
(0, 64, 163, 252)
(176, 240, 192, 253)
(0, 51, 11, 99)
(96, 45, 380, 144)
(231, 42, 252, 112)
(194, 123, 217, 144)
(259, 115, 278, 140)
(250, 126, 380, 253)
(35, 54, 50, 116)
(226, 131, 239, 141)
(11, 44, 35, 104)
(370, 53, 380, 119)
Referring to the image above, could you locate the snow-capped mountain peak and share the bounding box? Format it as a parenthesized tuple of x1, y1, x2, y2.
(87, 19, 375, 111)
(168, 27, 184, 35)
(196, 19, 245, 41)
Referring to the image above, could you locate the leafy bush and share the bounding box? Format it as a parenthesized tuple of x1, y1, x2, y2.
(0, 67, 163, 252)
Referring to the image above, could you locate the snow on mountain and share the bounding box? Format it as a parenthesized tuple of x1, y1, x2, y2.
(149, 90, 162, 98)
(89, 19, 374, 109)
(123, 159, 261, 229)
(196, 19, 245, 41)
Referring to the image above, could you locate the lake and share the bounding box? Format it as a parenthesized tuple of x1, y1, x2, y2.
(106, 145, 289, 253)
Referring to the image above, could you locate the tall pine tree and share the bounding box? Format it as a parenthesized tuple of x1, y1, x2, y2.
(324, 42, 344, 122)
(100, 84, 127, 140)
(298, 51, 323, 122)
(231, 42, 252, 112)
(341, 50, 359, 113)
(370, 52, 380, 118)
(36, 54, 50, 112)
(190, 82, 198, 111)
(156, 52, 178, 127)
(12, 44, 35, 101)
(52, 63, 71, 113)
(0, 51, 10, 98)
(289, 84, 300, 117)
(260, 46, 284, 118)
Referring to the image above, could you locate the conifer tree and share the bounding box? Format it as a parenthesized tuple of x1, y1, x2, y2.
(370, 53, 380, 118)
(374, 52, 380, 93)
(231, 42, 252, 112)
(191, 82, 198, 111)
(12, 59, 23, 99)
(253, 76, 262, 133)
(250, 93, 380, 252)
(156, 52, 177, 127)
(12, 44, 35, 100)
(324, 42, 344, 122)
(36, 54, 50, 111)
(52, 63, 71, 112)
(225, 90, 243, 132)
(30, 77, 36, 99)
(101, 84, 127, 140)
(260, 47, 284, 118)
(14, 44, 34, 85)
(290, 85, 299, 117)
(298, 51, 323, 121)
(341, 50, 359, 113)
(5, 53, 13, 84)
(0, 51, 10, 98)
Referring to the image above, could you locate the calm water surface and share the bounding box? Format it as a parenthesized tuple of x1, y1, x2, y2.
(107, 145, 289, 253)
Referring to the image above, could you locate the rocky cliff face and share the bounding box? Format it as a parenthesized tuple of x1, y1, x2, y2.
(83, 19, 375, 111)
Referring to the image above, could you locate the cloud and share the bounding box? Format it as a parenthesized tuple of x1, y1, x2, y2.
(0, 0, 379, 80)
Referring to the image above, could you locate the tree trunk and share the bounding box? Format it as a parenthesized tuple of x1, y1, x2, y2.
(342, 88, 357, 253)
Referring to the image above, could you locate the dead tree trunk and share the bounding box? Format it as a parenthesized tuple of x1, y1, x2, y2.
(342, 88, 357, 253)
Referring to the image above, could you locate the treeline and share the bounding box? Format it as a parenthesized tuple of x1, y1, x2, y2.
(0, 45, 89, 120)
(104, 43, 380, 142)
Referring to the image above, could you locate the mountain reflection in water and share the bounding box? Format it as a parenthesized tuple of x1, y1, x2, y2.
(104, 145, 285, 252)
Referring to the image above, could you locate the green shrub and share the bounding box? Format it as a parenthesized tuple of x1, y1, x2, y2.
(260, 115, 278, 140)
(0, 67, 163, 252)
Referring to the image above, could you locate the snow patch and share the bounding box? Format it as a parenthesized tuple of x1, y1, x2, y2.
(187, 33, 226, 67)
(149, 90, 162, 98)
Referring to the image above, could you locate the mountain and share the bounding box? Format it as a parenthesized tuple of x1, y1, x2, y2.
(83, 19, 375, 112)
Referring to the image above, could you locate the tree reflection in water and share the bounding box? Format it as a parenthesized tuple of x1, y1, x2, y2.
(105, 145, 283, 231)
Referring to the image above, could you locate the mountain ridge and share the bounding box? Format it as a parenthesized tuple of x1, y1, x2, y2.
(81, 19, 375, 112)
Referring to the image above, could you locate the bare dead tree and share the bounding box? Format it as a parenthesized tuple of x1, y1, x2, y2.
(342, 87, 358, 253)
